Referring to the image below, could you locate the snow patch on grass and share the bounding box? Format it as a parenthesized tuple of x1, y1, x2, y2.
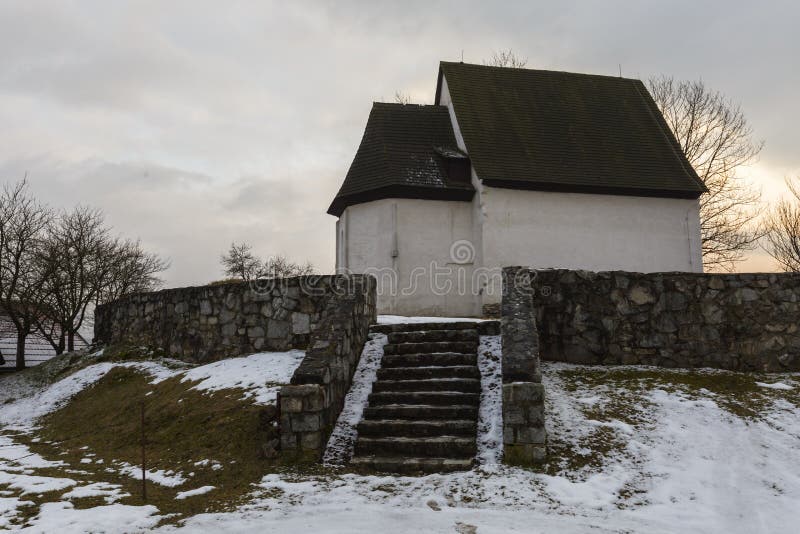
(0, 360, 178, 429)
(0, 470, 76, 495)
(180, 349, 305, 405)
(117, 462, 187, 488)
(25, 501, 161, 533)
(175, 485, 216, 500)
(756, 381, 794, 390)
(61, 482, 129, 503)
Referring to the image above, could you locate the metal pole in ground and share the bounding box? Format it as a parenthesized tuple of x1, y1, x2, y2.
(141, 401, 147, 502)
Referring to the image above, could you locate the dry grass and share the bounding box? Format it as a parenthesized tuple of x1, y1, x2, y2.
(7, 366, 280, 527)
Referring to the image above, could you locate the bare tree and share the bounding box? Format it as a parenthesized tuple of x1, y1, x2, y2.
(220, 242, 314, 280)
(36, 207, 112, 352)
(221, 242, 262, 281)
(765, 177, 800, 271)
(0, 181, 53, 369)
(37, 208, 167, 353)
(263, 255, 315, 278)
(394, 91, 413, 105)
(648, 76, 765, 270)
(98, 239, 167, 303)
(484, 49, 528, 68)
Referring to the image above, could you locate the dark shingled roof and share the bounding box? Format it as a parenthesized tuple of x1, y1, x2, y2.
(435, 62, 706, 197)
(327, 103, 474, 216)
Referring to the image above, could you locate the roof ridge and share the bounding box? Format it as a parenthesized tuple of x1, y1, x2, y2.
(372, 102, 448, 112)
(439, 60, 642, 82)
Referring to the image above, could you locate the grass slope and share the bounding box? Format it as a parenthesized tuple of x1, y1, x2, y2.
(13, 366, 278, 525)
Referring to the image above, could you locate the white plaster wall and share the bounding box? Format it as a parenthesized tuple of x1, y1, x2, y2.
(478, 186, 704, 306)
(337, 198, 480, 316)
(336, 74, 704, 316)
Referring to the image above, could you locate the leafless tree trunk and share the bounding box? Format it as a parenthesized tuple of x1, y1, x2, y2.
(484, 49, 528, 68)
(37, 206, 107, 353)
(0, 180, 53, 369)
(765, 177, 800, 271)
(648, 76, 765, 270)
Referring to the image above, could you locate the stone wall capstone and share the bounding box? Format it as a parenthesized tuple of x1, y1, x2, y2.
(533, 269, 800, 372)
(501, 267, 546, 465)
(93, 276, 358, 363)
(279, 275, 377, 459)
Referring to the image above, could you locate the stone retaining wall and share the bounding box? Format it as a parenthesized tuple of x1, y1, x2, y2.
(94, 276, 359, 364)
(533, 269, 800, 372)
(279, 276, 377, 459)
(501, 267, 546, 465)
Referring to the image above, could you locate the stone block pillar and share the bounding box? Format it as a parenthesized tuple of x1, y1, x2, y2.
(279, 384, 329, 457)
(501, 267, 546, 465)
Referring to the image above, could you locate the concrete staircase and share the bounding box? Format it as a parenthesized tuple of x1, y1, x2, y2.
(350, 322, 484, 474)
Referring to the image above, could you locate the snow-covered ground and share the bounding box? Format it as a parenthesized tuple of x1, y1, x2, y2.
(1, 339, 799, 533)
(178, 349, 305, 404)
(0, 350, 304, 431)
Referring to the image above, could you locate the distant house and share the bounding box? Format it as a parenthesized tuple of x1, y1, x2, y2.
(0, 315, 88, 371)
(328, 61, 706, 317)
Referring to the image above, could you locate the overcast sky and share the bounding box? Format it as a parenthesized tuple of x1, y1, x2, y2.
(1, 1, 797, 286)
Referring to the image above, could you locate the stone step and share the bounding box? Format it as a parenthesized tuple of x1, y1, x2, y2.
(363, 403, 478, 420)
(371, 320, 500, 336)
(387, 329, 479, 345)
(383, 341, 477, 355)
(371, 322, 481, 334)
(372, 378, 481, 394)
(357, 419, 476, 438)
(368, 391, 480, 406)
(355, 436, 477, 458)
(381, 352, 477, 368)
(350, 455, 474, 474)
(376, 365, 480, 380)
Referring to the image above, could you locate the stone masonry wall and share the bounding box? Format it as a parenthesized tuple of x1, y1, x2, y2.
(279, 276, 377, 459)
(94, 276, 355, 363)
(533, 269, 800, 372)
(501, 267, 546, 465)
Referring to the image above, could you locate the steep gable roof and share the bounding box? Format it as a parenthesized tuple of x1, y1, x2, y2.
(327, 103, 474, 216)
(435, 62, 706, 198)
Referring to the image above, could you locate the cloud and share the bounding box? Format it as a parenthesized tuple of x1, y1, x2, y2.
(0, 0, 797, 287)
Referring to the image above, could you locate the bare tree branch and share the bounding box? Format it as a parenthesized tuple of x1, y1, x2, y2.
(484, 49, 528, 68)
(220, 242, 262, 281)
(37, 208, 168, 353)
(394, 91, 413, 105)
(765, 177, 800, 271)
(0, 180, 54, 368)
(220, 242, 314, 281)
(648, 76, 765, 270)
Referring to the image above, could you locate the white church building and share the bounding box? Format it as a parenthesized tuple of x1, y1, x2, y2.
(328, 62, 706, 317)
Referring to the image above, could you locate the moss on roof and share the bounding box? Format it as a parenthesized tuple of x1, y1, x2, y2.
(436, 62, 706, 197)
(327, 103, 474, 216)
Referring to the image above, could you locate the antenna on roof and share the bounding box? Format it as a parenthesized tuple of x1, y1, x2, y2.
(618, 64, 622, 77)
